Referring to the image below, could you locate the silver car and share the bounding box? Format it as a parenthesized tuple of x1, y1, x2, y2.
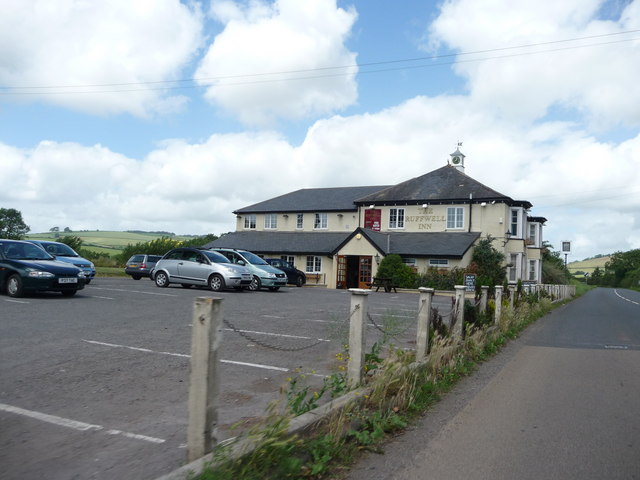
(153, 247, 252, 291)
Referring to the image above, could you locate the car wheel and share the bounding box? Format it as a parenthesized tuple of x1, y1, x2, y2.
(155, 271, 169, 288)
(132, 276, 141, 280)
(61, 290, 77, 297)
(209, 274, 225, 292)
(7, 274, 23, 298)
(248, 276, 261, 291)
(269, 286, 280, 291)
(295, 275, 304, 287)
(84, 279, 91, 285)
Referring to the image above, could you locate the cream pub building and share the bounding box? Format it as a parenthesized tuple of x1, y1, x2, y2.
(206, 147, 546, 289)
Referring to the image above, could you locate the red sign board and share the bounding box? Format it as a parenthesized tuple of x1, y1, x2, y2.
(364, 209, 382, 231)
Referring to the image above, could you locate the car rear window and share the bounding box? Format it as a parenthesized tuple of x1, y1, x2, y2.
(129, 255, 145, 262)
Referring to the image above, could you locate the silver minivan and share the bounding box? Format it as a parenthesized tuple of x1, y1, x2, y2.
(153, 247, 252, 291)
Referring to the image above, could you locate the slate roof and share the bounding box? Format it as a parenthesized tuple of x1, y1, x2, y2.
(234, 185, 391, 214)
(204, 231, 352, 255)
(355, 165, 532, 208)
(204, 228, 480, 259)
(356, 229, 480, 258)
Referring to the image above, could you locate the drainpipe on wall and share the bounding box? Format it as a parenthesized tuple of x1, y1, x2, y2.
(468, 193, 473, 233)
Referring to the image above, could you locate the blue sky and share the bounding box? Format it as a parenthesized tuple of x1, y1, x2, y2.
(1, 0, 639, 261)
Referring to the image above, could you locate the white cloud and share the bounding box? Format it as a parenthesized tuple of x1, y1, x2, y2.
(428, 0, 640, 130)
(0, 0, 204, 116)
(194, 0, 358, 125)
(4, 93, 639, 259)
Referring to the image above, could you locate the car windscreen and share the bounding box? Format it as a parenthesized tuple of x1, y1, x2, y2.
(2, 241, 54, 260)
(203, 250, 232, 263)
(239, 250, 268, 265)
(42, 242, 78, 257)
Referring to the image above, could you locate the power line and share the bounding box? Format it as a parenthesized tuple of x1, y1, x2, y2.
(1, 29, 638, 96)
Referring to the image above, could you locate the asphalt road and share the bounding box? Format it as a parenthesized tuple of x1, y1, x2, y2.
(345, 287, 640, 480)
(0, 278, 453, 480)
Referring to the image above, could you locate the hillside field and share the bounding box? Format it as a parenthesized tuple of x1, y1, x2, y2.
(27, 231, 197, 256)
(567, 256, 610, 274)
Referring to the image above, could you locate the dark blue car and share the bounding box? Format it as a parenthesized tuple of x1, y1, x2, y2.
(0, 239, 86, 297)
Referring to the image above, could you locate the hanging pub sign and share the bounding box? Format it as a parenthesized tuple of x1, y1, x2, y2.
(562, 241, 571, 252)
(364, 209, 381, 231)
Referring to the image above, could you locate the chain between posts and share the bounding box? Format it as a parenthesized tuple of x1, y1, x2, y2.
(367, 299, 426, 338)
(223, 318, 325, 352)
(222, 304, 362, 352)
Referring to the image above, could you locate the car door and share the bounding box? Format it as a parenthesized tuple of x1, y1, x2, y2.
(175, 251, 209, 285)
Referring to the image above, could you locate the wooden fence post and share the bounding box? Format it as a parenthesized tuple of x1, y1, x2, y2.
(494, 285, 503, 327)
(453, 285, 466, 340)
(187, 297, 223, 462)
(347, 288, 369, 388)
(416, 287, 434, 361)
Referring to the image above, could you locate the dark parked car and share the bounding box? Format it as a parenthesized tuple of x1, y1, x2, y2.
(265, 259, 306, 287)
(0, 239, 86, 297)
(125, 254, 162, 280)
(27, 239, 96, 284)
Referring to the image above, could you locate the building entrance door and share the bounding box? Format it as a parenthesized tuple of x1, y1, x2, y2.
(336, 255, 373, 289)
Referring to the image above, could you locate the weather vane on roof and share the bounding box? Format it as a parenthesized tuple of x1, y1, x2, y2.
(457, 141, 463, 148)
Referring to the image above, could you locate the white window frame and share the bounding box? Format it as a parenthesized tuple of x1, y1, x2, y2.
(281, 255, 295, 265)
(510, 208, 521, 237)
(509, 253, 519, 282)
(244, 214, 256, 229)
(389, 208, 405, 229)
(529, 259, 537, 282)
(264, 213, 277, 229)
(314, 213, 328, 230)
(306, 255, 322, 273)
(429, 259, 449, 267)
(296, 213, 304, 229)
(446, 207, 464, 229)
(529, 223, 537, 246)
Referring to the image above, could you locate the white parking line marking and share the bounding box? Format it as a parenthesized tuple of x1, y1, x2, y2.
(3, 299, 30, 304)
(0, 402, 165, 444)
(90, 287, 178, 297)
(83, 340, 295, 373)
(224, 328, 330, 343)
(90, 296, 115, 300)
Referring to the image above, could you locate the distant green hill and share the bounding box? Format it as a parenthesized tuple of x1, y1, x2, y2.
(567, 256, 610, 274)
(27, 231, 197, 256)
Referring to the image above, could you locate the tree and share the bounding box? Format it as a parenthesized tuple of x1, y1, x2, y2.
(541, 242, 571, 284)
(58, 235, 84, 252)
(375, 254, 417, 288)
(0, 208, 30, 239)
(469, 236, 506, 289)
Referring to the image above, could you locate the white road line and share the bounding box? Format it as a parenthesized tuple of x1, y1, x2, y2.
(3, 299, 30, 304)
(89, 296, 115, 300)
(0, 402, 165, 444)
(83, 340, 293, 373)
(614, 289, 640, 305)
